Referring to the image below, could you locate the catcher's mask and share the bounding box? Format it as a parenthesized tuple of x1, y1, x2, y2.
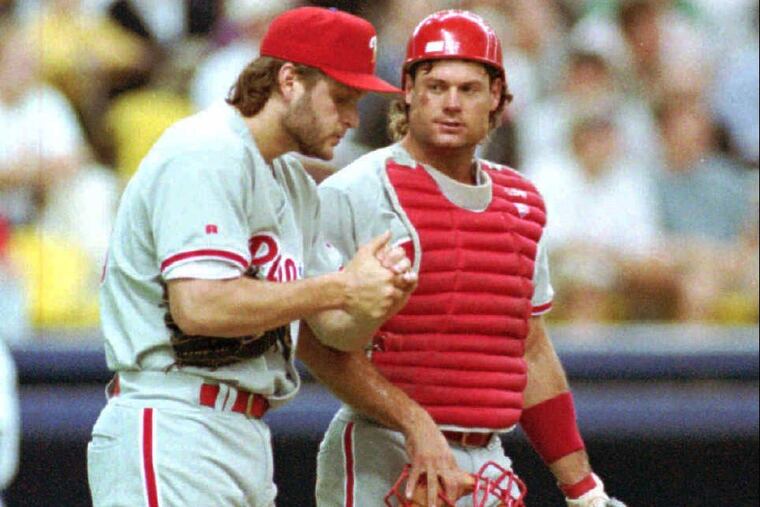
(384, 461, 527, 507)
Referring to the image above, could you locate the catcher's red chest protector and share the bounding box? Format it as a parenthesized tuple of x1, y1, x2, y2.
(372, 160, 547, 430)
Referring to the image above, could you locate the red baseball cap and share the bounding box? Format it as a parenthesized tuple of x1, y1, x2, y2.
(260, 7, 400, 94)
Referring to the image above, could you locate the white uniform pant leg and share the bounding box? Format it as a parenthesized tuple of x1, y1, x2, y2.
(315, 410, 408, 507)
(315, 409, 522, 507)
(87, 398, 276, 507)
(455, 435, 522, 507)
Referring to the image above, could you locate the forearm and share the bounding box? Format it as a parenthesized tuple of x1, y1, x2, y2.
(522, 329, 569, 408)
(522, 317, 590, 485)
(168, 272, 349, 337)
(298, 323, 431, 432)
(305, 308, 386, 352)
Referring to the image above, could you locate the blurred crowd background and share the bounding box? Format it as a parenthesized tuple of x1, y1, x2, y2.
(0, 0, 758, 345)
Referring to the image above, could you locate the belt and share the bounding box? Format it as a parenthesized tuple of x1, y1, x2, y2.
(199, 383, 270, 419)
(109, 374, 269, 419)
(442, 430, 493, 448)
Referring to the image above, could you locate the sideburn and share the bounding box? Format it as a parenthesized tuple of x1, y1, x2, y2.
(282, 90, 323, 159)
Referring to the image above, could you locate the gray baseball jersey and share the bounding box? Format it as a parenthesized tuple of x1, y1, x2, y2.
(90, 102, 338, 507)
(314, 143, 552, 507)
(99, 101, 337, 404)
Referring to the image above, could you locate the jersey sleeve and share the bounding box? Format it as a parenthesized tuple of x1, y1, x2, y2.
(304, 187, 344, 278)
(312, 183, 358, 273)
(150, 149, 252, 279)
(531, 235, 554, 316)
(163, 260, 243, 280)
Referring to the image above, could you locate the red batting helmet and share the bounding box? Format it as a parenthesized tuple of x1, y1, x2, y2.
(403, 10, 505, 84)
(384, 462, 527, 507)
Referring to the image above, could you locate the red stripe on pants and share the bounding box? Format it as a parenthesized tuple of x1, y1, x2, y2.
(343, 422, 355, 507)
(142, 408, 159, 507)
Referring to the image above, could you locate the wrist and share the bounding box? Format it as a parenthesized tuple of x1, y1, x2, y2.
(319, 271, 349, 310)
(398, 402, 435, 438)
(560, 473, 598, 499)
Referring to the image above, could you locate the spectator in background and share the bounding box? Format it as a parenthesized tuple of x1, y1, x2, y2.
(476, 0, 568, 166)
(526, 112, 669, 322)
(0, 23, 84, 227)
(23, 0, 150, 162)
(654, 92, 754, 242)
(616, 0, 714, 102)
(0, 23, 119, 331)
(0, 337, 20, 507)
(515, 46, 657, 170)
(710, 1, 759, 167)
(653, 91, 758, 321)
(190, 0, 302, 110)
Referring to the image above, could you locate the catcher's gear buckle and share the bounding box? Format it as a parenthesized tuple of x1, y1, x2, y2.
(384, 461, 527, 507)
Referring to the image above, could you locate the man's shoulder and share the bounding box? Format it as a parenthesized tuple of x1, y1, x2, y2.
(160, 104, 242, 153)
(480, 159, 540, 190)
(142, 105, 248, 175)
(321, 146, 394, 191)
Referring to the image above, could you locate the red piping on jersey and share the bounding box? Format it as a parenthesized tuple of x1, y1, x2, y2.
(142, 408, 160, 507)
(343, 422, 355, 507)
(160, 249, 248, 272)
(372, 160, 547, 430)
(532, 301, 553, 315)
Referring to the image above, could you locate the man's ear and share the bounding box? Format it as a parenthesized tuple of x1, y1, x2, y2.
(490, 77, 504, 112)
(277, 62, 300, 103)
(403, 74, 414, 107)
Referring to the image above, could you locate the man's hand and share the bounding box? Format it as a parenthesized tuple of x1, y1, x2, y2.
(376, 241, 418, 316)
(408, 472, 475, 507)
(343, 232, 415, 320)
(402, 410, 468, 507)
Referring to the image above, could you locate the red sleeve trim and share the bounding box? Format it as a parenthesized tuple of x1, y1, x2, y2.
(531, 301, 553, 316)
(160, 249, 248, 272)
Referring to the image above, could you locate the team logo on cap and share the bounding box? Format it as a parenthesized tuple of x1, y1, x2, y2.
(369, 35, 378, 65)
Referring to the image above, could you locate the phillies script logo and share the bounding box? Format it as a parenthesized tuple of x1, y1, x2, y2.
(248, 232, 300, 282)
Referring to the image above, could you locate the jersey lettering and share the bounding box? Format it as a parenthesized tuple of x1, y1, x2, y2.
(248, 232, 301, 283)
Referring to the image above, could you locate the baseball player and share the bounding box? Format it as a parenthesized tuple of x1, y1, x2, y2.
(87, 7, 416, 507)
(298, 10, 625, 507)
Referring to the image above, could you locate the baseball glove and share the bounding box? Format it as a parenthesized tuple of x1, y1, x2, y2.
(163, 266, 291, 368)
(386, 462, 526, 507)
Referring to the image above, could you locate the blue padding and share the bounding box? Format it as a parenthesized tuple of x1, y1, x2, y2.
(11, 347, 759, 384)
(19, 381, 759, 442)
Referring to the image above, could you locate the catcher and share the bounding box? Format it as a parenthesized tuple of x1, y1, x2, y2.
(86, 7, 415, 507)
(298, 9, 627, 507)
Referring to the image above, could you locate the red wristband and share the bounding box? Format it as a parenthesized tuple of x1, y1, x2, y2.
(519, 391, 585, 464)
(560, 473, 597, 499)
